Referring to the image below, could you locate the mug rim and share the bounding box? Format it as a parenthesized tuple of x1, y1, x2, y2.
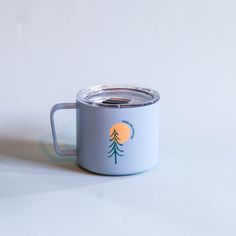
(76, 84, 160, 109)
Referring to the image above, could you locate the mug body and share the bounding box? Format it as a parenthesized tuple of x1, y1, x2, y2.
(76, 85, 160, 175)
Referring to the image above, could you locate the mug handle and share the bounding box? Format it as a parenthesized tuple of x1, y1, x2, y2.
(50, 103, 77, 156)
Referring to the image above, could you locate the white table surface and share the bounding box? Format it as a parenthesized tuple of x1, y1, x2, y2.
(0, 137, 235, 236)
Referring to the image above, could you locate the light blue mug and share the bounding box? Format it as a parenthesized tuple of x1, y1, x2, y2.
(50, 85, 160, 175)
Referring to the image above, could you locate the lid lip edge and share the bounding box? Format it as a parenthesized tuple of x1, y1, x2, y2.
(76, 84, 160, 108)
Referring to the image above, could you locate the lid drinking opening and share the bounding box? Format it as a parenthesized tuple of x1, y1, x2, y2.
(102, 98, 131, 105)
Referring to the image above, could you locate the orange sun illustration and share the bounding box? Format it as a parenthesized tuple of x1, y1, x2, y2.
(109, 123, 131, 143)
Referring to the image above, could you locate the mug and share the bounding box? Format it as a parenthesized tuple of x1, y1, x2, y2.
(50, 85, 160, 175)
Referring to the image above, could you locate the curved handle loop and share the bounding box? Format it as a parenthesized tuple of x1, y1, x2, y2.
(50, 103, 77, 156)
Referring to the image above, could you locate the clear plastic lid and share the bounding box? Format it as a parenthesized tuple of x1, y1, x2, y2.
(77, 85, 160, 108)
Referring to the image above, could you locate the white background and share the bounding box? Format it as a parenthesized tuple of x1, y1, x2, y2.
(0, 0, 235, 235)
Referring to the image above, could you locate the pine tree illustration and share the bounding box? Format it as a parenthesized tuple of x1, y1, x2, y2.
(107, 129, 124, 164)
